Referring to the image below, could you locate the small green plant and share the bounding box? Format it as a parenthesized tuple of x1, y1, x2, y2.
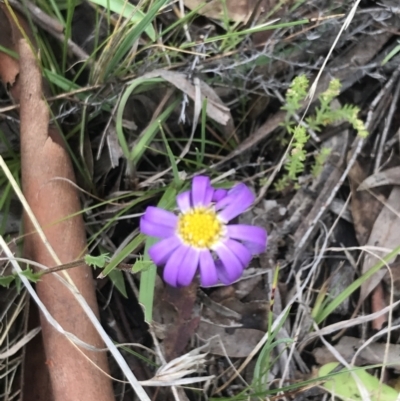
(312, 146, 331, 177)
(0, 267, 41, 290)
(276, 75, 368, 190)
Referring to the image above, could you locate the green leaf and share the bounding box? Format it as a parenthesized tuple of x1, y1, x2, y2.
(109, 269, 128, 298)
(319, 363, 399, 401)
(85, 253, 110, 268)
(21, 268, 42, 283)
(132, 258, 153, 273)
(0, 275, 15, 287)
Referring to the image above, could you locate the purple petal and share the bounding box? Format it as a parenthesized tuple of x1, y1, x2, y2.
(214, 260, 236, 285)
(215, 183, 249, 210)
(177, 190, 191, 213)
(163, 244, 190, 287)
(223, 239, 252, 268)
(148, 236, 182, 265)
(213, 242, 244, 283)
(212, 189, 228, 202)
(204, 187, 213, 206)
(216, 183, 255, 222)
(140, 218, 175, 238)
(199, 250, 218, 287)
(191, 176, 211, 207)
(143, 206, 178, 227)
(177, 247, 200, 286)
(227, 225, 267, 254)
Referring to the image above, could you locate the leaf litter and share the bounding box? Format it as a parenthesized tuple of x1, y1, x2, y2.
(1, 0, 400, 401)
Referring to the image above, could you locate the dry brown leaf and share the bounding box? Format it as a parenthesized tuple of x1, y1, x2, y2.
(329, 262, 354, 315)
(370, 282, 386, 331)
(360, 187, 400, 304)
(0, 5, 18, 86)
(197, 287, 269, 358)
(18, 39, 114, 401)
(197, 321, 264, 357)
(144, 69, 232, 126)
(358, 166, 400, 191)
(0, 4, 39, 94)
(313, 336, 400, 371)
(383, 262, 400, 301)
(219, 298, 269, 331)
(0, 12, 52, 400)
(348, 158, 385, 246)
(163, 283, 200, 361)
(200, 291, 269, 331)
(152, 281, 200, 361)
(0, 5, 24, 91)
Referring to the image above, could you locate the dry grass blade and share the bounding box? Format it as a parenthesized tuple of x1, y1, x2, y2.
(140, 344, 214, 386)
(302, 300, 400, 346)
(0, 328, 41, 359)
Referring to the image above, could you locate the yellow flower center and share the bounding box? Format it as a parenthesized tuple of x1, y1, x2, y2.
(177, 207, 224, 248)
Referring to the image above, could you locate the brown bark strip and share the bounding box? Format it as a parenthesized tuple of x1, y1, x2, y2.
(19, 38, 114, 401)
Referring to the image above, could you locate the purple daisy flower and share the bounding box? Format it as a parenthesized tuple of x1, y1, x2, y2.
(140, 176, 267, 287)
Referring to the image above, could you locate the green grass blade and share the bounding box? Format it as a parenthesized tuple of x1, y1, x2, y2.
(138, 238, 157, 323)
(130, 98, 180, 165)
(253, 305, 291, 392)
(160, 130, 180, 184)
(116, 77, 165, 160)
(0, 45, 18, 59)
(102, 233, 145, 276)
(139, 184, 181, 323)
(62, 0, 76, 73)
(88, 0, 156, 40)
(198, 98, 207, 165)
(103, 0, 169, 78)
(0, 185, 12, 235)
(315, 245, 400, 323)
(381, 40, 400, 66)
(43, 68, 80, 91)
